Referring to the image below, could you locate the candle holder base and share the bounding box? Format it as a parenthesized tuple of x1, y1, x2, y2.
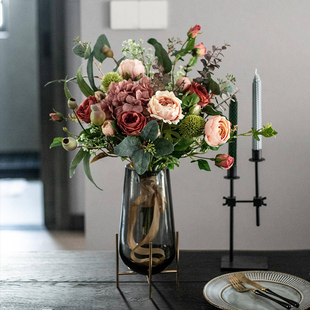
(220, 255, 268, 271)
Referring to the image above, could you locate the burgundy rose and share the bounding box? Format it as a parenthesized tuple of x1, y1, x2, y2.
(188, 82, 210, 108)
(117, 111, 146, 136)
(76, 95, 97, 123)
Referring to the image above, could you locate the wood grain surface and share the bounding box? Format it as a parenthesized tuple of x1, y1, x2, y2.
(1, 250, 310, 309)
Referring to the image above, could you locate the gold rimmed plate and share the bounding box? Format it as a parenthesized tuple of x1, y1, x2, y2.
(203, 271, 310, 310)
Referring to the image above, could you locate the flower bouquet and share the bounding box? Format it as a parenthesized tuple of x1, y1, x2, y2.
(50, 24, 276, 187)
(49, 25, 277, 273)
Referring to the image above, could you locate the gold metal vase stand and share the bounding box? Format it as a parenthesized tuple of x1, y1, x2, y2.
(116, 232, 179, 299)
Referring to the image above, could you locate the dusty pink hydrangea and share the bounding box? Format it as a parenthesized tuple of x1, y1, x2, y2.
(100, 77, 153, 120)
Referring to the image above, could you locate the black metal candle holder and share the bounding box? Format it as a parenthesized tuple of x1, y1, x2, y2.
(221, 150, 268, 270)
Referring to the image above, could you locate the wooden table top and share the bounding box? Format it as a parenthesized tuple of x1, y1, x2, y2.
(1, 250, 310, 309)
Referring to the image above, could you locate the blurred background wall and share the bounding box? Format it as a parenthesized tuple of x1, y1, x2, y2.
(76, 0, 310, 251)
(2, 0, 308, 250)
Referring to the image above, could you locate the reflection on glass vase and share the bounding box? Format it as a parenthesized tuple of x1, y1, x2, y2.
(119, 164, 175, 275)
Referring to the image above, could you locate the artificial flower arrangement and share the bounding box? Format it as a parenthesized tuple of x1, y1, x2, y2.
(49, 25, 277, 189)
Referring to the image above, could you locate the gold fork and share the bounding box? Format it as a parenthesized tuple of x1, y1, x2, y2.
(228, 275, 291, 309)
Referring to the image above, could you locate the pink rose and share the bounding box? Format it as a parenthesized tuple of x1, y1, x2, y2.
(176, 77, 191, 92)
(215, 154, 234, 169)
(193, 43, 207, 57)
(117, 111, 146, 136)
(118, 59, 145, 81)
(147, 91, 184, 124)
(101, 120, 115, 136)
(204, 115, 231, 147)
(187, 25, 201, 38)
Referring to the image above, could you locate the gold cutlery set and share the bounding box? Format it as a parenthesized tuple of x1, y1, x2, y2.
(228, 273, 300, 309)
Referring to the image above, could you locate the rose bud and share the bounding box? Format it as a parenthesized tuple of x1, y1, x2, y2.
(101, 120, 115, 136)
(215, 154, 234, 170)
(176, 77, 191, 92)
(192, 43, 207, 57)
(62, 137, 78, 151)
(187, 25, 201, 38)
(90, 104, 106, 126)
(101, 45, 114, 58)
(118, 59, 145, 81)
(68, 98, 77, 110)
(49, 111, 65, 122)
(189, 104, 201, 115)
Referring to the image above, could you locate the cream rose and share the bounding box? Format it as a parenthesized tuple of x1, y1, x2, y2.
(147, 91, 184, 124)
(204, 115, 231, 147)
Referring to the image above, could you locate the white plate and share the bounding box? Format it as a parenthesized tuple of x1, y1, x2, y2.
(203, 271, 310, 310)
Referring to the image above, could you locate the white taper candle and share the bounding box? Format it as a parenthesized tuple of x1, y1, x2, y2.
(252, 69, 262, 150)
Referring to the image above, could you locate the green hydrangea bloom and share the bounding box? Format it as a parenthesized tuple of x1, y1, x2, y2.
(179, 115, 205, 139)
(101, 72, 123, 92)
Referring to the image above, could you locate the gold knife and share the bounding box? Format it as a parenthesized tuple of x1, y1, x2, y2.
(235, 273, 300, 308)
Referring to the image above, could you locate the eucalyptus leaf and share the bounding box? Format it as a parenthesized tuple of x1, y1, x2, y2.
(69, 148, 88, 178)
(83, 152, 103, 190)
(49, 137, 63, 149)
(113, 56, 126, 72)
(114, 136, 141, 157)
(132, 149, 150, 175)
(147, 38, 172, 74)
(72, 44, 87, 58)
(77, 66, 95, 97)
(140, 120, 159, 142)
(197, 159, 211, 171)
(94, 34, 110, 63)
(154, 138, 174, 156)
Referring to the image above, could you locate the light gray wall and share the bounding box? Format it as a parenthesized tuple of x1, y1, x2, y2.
(0, 0, 40, 152)
(76, 0, 310, 250)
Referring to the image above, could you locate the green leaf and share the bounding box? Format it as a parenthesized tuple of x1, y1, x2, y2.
(64, 77, 72, 100)
(197, 159, 211, 171)
(83, 152, 103, 190)
(210, 145, 220, 151)
(202, 105, 223, 116)
(132, 149, 150, 175)
(147, 38, 172, 74)
(140, 120, 159, 142)
(153, 138, 174, 156)
(208, 78, 221, 95)
(174, 138, 195, 152)
(87, 52, 98, 92)
(77, 65, 95, 97)
(181, 93, 200, 109)
(69, 148, 88, 178)
(50, 137, 63, 149)
(114, 136, 141, 157)
(186, 38, 195, 51)
(93, 34, 110, 63)
(188, 56, 198, 67)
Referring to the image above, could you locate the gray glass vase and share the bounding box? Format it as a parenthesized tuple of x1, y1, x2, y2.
(119, 164, 175, 275)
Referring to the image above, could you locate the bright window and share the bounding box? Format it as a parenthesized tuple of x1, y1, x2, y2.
(0, 0, 3, 29)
